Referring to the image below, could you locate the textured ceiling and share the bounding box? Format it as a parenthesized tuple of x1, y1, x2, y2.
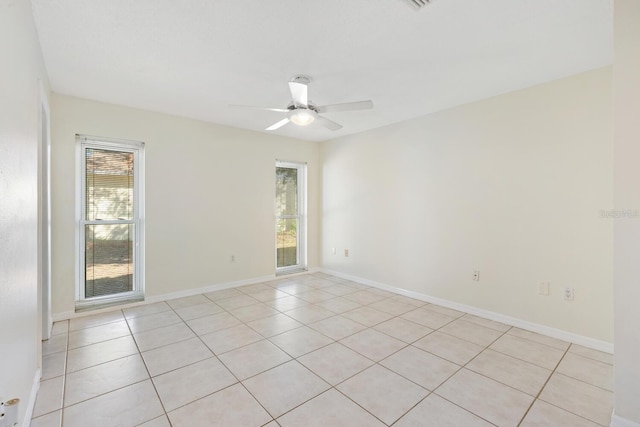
(31, 0, 612, 142)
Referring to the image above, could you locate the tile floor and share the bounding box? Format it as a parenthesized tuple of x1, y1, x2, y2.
(32, 273, 613, 427)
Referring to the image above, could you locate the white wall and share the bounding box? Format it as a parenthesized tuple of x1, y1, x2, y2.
(613, 0, 640, 424)
(51, 94, 320, 315)
(0, 0, 50, 423)
(322, 67, 613, 343)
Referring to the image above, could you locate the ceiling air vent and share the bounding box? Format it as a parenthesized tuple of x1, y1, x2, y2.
(405, 0, 432, 10)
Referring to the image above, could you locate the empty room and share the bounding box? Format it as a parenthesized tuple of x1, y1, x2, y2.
(1, 0, 639, 426)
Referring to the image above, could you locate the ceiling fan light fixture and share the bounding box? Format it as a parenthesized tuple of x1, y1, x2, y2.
(289, 108, 317, 126)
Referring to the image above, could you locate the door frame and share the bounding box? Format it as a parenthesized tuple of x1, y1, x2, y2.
(38, 80, 52, 341)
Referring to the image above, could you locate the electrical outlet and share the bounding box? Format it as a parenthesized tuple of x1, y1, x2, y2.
(344, 249, 349, 257)
(538, 282, 550, 296)
(472, 270, 480, 281)
(562, 287, 574, 301)
(0, 398, 19, 427)
(230, 255, 236, 263)
(331, 247, 336, 255)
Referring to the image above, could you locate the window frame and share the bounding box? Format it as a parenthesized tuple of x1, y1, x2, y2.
(76, 135, 145, 310)
(275, 160, 307, 275)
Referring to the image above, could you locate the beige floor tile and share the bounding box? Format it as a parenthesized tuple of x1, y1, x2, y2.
(203, 287, 243, 301)
(67, 336, 138, 373)
(123, 302, 171, 319)
(247, 313, 303, 337)
(296, 289, 337, 303)
(243, 360, 330, 418)
(521, 400, 600, 427)
(64, 354, 148, 406)
(284, 305, 335, 324)
(229, 303, 279, 322)
(264, 295, 310, 312)
(33, 376, 64, 417)
(423, 304, 465, 318)
(166, 294, 211, 309)
(142, 337, 213, 376)
(50, 320, 68, 336)
(277, 389, 385, 427)
(341, 306, 394, 327)
(30, 410, 62, 427)
(367, 288, 396, 297)
(556, 352, 613, 391)
(137, 416, 172, 427)
(276, 283, 315, 295)
(391, 294, 427, 307)
(42, 334, 67, 356)
(247, 288, 290, 302)
(380, 346, 459, 390)
(63, 380, 164, 427)
(466, 349, 552, 396)
(167, 383, 271, 427)
(539, 373, 613, 426)
(218, 339, 291, 380)
(152, 357, 237, 411)
(237, 283, 273, 294)
(401, 307, 456, 329)
(313, 297, 361, 314)
(214, 294, 261, 310)
(41, 351, 66, 380)
(69, 310, 125, 331)
(373, 317, 433, 343)
(343, 290, 387, 305)
(200, 324, 263, 355)
(298, 342, 374, 385)
(507, 328, 570, 351)
(337, 364, 428, 425)
(490, 334, 566, 370)
(126, 310, 183, 334)
(186, 311, 241, 336)
(323, 284, 359, 296)
(413, 331, 483, 365)
(439, 319, 504, 347)
(68, 320, 131, 349)
(368, 299, 417, 316)
(568, 344, 613, 365)
(340, 328, 406, 361)
(308, 315, 367, 340)
(133, 322, 195, 352)
(173, 301, 223, 321)
(395, 394, 493, 427)
(270, 326, 334, 357)
(436, 368, 533, 427)
(460, 313, 511, 332)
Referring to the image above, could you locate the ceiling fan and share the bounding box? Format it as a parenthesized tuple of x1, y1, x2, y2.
(230, 75, 373, 131)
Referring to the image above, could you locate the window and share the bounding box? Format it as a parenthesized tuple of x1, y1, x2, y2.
(275, 161, 307, 274)
(76, 135, 144, 309)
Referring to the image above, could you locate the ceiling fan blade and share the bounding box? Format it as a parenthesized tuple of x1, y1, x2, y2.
(229, 104, 289, 113)
(266, 118, 290, 131)
(288, 82, 308, 107)
(316, 100, 373, 114)
(317, 115, 343, 131)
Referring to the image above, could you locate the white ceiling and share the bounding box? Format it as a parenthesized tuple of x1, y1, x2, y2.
(31, 0, 612, 142)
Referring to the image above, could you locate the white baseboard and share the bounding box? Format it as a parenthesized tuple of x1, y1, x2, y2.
(52, 268, 320, 322)
(322, 268, 614, 354)
(23, 368, 41, 427)
(611, 413, 640, 427)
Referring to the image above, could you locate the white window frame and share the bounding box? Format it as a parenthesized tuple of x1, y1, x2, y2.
(76, 135, 145, 310)
(275, 160, 307, 275)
